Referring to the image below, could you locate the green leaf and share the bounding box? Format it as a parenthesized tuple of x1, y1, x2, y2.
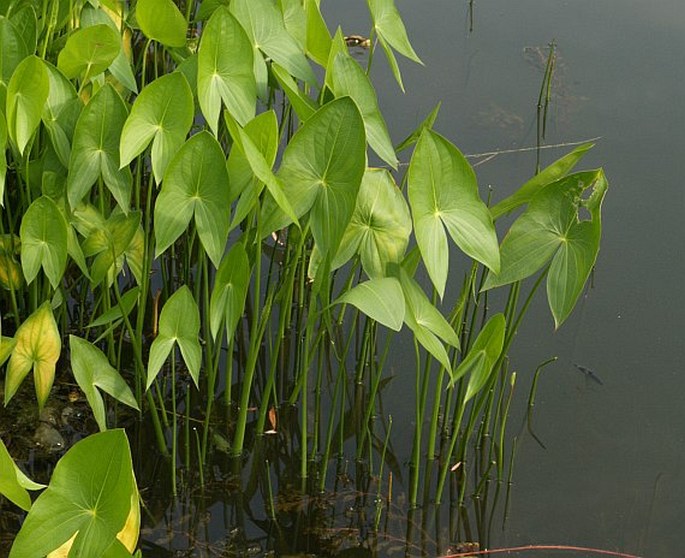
(6, 55, 48, 155)
(8, 5, 37, 54)
(5, 302, 61, 411)
(146, 286, 202, 389)
(19, 195, 68, 288)
(408, 130, 500, 298)
(80, 5, 138, 94)
(304, 0, 331, 67)
(0, 17, 29, 87)
(68, 84, 131, 211)
(224, 111, 299, 228)
(88, 286, 139, 328)
(197, 6, 256, 131)
(9, 430, 138, 558)
(263, 97, 366, 261)
(42, 61, 80, 168)
(209, 242, 250, 341)
(230, 0, 316, 92)
(451, 314, 505, 400)
(0, 437, 43, 511)
(70, 336, 139, 432)
(396, 101, 441, 153)
(82, 210, 141, 287)
(367, 0, 422, 90)
(329, 52, 397, 168)
(271, 63, 317, 121)
(57, 24, 121, 82)
(154, 131, 230, 267)
(400, 268, 460, 348)
(119, 72, 194, 183)
(0, 113, 6, 202)
(226, 110, 279, 206)
(483, 169, 608, 327)
(336, 277, 405, 331)
(279, 0, 306, 50)
(0, 335, 16, 366)
(489, 142, 594, 220)
(331, 168, 411, 278)
(136, 0, 187, 47)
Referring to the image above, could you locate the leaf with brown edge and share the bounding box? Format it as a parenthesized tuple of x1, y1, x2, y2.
(5, 302, 61, 411)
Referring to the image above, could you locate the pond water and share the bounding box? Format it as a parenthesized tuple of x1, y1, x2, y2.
(323, 0, 685, 556)
(3, 2, 683, 557)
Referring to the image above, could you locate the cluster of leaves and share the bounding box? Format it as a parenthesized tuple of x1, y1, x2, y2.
(0, 0, 607, 553)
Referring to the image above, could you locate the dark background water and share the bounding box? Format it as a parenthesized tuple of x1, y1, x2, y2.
(324, 1, 685, 555)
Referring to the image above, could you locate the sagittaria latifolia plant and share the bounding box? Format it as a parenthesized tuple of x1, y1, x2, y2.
(0, 0, 607, 552)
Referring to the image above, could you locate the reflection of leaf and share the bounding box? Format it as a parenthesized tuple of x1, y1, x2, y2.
(9, 430, 139, 558)
(408, 130, 499, 298)
(336, 277, 405, 331)
(483, 170, 608, 327)
(5, 302, 61, 411)
(147, 286, 202, 389)
(70, 336, 140, 432)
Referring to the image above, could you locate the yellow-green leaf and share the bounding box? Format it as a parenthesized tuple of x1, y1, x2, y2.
(5, 302, 61, 411)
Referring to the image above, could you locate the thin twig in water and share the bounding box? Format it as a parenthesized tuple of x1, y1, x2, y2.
(467, 137, 602, 167)
(441, 544, 643, 558)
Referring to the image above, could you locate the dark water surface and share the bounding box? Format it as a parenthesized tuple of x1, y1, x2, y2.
(323, 0, 685, 556)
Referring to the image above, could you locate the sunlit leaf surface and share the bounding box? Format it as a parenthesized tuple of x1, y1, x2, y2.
(147, 286, 202, 389)
(408, 130, 500, 298)
(5, 302, 61, 411)
(9, 430, 138, 558)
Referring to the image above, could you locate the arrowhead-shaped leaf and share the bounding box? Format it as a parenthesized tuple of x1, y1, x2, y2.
(329, 52, 397, 168)
(197, 7, 256, 131)
(6, 55, 48, 155)
(209, 242, 251, 341)
(136, 0, 188, 47)
(57, 24, 120, 82)
(336, 277, 405, 331)
(119, 72, 194, 183)
(451, 313, 505, 401)
(69, 336, 140, 432)
(0, 437, 44, 511)
(19, 196, 68, 288)
(154, 131, 230, 267)
(483, 169, 608, 328)
(408, 130, 500, 298)
(5, 302, 61, 411)
(9, 430, 138, 558)
(68, 84, 131, 211)
(231, 0, 316, 96)
(262, 97, 366, 261)
(147, 286, 202, 389)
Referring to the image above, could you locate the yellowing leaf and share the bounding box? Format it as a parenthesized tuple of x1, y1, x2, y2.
(5, 302, 61, 411)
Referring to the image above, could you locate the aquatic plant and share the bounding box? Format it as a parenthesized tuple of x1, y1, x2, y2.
(0, 0, 607, 554)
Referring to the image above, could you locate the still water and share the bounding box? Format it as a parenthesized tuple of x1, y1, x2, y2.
(324, 0, 685, 555)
